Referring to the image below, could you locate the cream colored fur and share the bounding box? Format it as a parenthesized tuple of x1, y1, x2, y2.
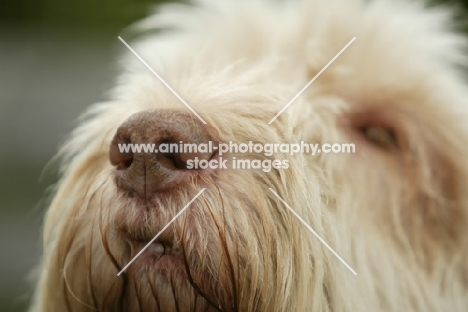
(31, 0, 468, 311)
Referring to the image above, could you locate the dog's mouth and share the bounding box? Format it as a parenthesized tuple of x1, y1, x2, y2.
(125, 237, 187, 273)
(138, 240, 183, 259)
(122, 225, 183, 259)
(112, 194, 195, 273)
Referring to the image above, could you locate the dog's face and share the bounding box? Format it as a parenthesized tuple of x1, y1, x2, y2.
(33, 1, 468, 311)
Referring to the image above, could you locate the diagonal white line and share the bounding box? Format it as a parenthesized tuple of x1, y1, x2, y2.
(118, 36, 207, 125)
(117, 188, 206, 276)
(268, 37, 356, 124)
(269, 188, 357, 275)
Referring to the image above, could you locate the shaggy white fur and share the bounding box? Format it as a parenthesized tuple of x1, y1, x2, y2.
(31, 0, 468, 311)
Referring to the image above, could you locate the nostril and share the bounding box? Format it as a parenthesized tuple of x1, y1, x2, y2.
(118, 155, 134, 170)
(158, 139, 188, 170)
(158, 139, 215, 170)
(109, 138, 134, 170)
(158, 140, 204, 170)
(162, 152, 188, 170)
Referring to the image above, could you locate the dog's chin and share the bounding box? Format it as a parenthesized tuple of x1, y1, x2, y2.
(120, 220, 197, 310)
(122, 236, 221, 311)
(116, 198, 188, 276)
(123, 249, 197, 312)
(108, 170, 228, 311)
(134, 246, 187, 290)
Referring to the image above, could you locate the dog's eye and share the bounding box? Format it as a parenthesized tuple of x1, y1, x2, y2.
(359, 125, 398, 150)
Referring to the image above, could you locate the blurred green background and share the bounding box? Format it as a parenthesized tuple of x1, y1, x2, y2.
(0, 0, 466, 311)
(1, 0, 169, 311)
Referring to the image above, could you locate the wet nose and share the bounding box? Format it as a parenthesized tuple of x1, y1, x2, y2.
(109, 109, 216, 198)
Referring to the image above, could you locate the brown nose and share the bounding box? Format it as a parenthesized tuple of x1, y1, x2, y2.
(109, 109, 216, 198)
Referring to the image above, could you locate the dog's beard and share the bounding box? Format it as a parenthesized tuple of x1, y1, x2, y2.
(42, 135, 468, 312)
(55, 168, 310, 312)
(113, 180, 238, 312)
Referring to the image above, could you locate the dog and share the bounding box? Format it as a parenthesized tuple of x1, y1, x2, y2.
(31, 0, 468, 311)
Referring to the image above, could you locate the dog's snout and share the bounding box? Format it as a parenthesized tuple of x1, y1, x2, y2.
(109, 109, 216, 197)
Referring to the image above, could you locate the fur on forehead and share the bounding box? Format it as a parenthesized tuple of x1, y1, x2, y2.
(56, 0, 468, 169)
(104, 0, 468, 137)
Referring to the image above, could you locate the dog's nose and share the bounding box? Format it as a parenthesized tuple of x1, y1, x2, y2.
(109, 110, 216, 197)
